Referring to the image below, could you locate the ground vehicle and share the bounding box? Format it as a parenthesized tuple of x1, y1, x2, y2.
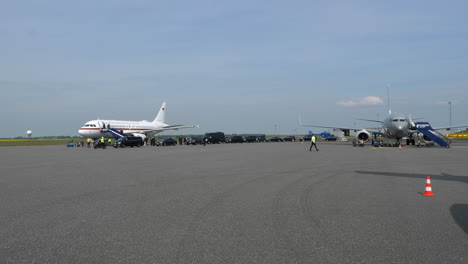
(283, 136, 296, 142)
(113, 136, 144, 148)
(156, 138, 177, 146)
(186, 137, 203, 145)
(323, 136, 338, 141)
(256, 135, 266, 142)
(244, 136, 257, 143)
(204, 132, 226, 144)
(268, 137, 283, 142)
(300, 135, 312, 141)
(227, 135, 244, 143)
(66, 141, 76, 147)
(94, 141, 107, 149)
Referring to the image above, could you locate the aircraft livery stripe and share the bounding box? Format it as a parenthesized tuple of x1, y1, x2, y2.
(79, 128, 152, 131)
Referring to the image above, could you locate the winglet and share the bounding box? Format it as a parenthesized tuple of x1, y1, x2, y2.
(387, 84, 392, 115)
(298, 113, 303, 126)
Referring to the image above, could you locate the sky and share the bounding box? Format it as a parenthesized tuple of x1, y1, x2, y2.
(1, 0, 467, 137)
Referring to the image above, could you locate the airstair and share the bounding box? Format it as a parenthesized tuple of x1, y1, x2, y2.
(100, 128, 126, 139)
(414, 122, 452, 147)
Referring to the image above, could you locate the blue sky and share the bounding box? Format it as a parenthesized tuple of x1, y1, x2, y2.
(1, 0, 467, 137)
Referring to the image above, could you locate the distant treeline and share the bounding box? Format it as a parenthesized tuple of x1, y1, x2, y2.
(0, 136, 79, 139)
(2, 133, 280, 140)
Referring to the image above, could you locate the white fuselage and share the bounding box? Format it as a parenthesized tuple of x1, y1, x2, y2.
(78, 120, 163, 138)
(381, 113, 410, 140)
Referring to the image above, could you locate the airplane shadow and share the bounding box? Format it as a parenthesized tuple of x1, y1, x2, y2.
(450, 204, 468, 235)
(354, 171, 468, 184)
(355, 170, 468, 235)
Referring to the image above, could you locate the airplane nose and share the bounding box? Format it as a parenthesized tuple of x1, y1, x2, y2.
(395, 129, 405, 138)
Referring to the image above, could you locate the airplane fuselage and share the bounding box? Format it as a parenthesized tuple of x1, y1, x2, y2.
(381, 113, 410, 140)
(78, 120, 161, 138)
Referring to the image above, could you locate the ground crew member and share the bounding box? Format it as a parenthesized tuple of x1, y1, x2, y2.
(107, 138, 112, 146)
(100, 136, 105, 146)
(87, 138, 91, 148)
(309, 134, 319, 151)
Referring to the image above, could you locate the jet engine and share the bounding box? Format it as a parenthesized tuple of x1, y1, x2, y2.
(131, 133, 147, 141)
(356, 129, 371, 142)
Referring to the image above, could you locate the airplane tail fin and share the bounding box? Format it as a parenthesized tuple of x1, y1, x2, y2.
(153, 102, 166, 124)
(387, 84, 392, 115)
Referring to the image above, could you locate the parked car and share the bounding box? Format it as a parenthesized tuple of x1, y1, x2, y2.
(300, 135, 312, 141)
(156, 138, 177, 146)
(256, 135, 266, 142)
(186, 137, 203, 145)
(113, 136, 144, 148)
(66, 141, 76, 147)
(268, 137, 284, 142)
(283, 136, 296, 142)
(204, 132, 226, 144)
(227, 135, 244, 143)
(244, 136, 258, 143)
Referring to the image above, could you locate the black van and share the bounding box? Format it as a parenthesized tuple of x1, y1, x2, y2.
(113, 136, 144, 148)
(204, 132, 226, 144)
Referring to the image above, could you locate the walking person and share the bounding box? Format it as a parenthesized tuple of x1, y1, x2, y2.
(309, 134, 319, 151)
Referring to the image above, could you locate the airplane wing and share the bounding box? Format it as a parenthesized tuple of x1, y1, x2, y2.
(300, 123, 383, 135)
(143, 124, 199, 134)
(161, 124, 200, 130)
(356, 118, 383, 124)
(431, 125, 468, 131)
(300, 123, 359, 131)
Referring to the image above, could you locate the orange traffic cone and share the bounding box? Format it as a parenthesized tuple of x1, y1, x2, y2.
(398, 144, 402, 149)
(422, 176, 435, 196)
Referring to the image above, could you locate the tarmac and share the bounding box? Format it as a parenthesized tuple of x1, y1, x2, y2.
(1, 140, 467, 263)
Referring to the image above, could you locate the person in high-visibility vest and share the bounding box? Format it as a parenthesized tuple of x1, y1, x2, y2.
(87, 138, 91, 148)
(309, 134, 319, 151)
(107, 138, 112, 145)
(100, 137, 105, 146)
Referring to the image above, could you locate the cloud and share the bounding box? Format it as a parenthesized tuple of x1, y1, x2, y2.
(337, 96, 384, 107)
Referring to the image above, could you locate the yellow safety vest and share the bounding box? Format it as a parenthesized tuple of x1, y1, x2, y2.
(100, 137, 105, 143)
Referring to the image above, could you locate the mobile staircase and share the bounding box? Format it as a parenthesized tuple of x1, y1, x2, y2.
(414, 122, 452, 147)
(100, 128, 127, 139)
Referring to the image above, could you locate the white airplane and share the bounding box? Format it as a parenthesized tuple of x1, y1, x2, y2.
(301, 87, 466, 147)
(78, 102, 198, 139)
(301, 109, 467, 147)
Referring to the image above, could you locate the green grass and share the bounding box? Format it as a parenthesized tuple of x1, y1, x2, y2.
(0, 138, 85, 147)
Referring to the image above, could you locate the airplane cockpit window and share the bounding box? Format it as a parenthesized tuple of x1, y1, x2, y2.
(393, 119, 398, 122)
(399, 119, 405, 122)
